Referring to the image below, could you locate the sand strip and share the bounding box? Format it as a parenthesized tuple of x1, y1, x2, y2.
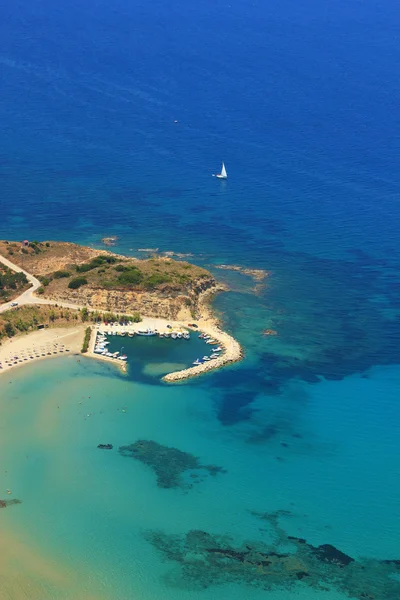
(0, 327, 85, 376)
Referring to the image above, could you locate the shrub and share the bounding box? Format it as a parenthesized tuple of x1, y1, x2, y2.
(45, 242, 50, 247)
(4, 322, 15, 337)
(53, 270, 70, 279)
(117, 269, 143, 286)
(37, 286, 45, 295)
(143, 273, 171, 289)
(39, 276, 51, 287)
(81, 327, 91, 353)
(68, 277, 88, 289)
(132, 312, 142, 323)
(115, 264, 128, 272)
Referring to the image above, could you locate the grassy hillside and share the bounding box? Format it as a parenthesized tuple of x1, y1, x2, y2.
(0, 241, 212, 298)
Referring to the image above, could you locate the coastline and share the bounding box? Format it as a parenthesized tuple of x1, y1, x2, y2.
(0, 327, 85, 376)
(0, 257, 243, 380)
(83, 310, 243, 382)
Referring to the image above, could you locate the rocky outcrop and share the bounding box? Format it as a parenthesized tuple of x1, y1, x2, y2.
(44, 276, 218, 320)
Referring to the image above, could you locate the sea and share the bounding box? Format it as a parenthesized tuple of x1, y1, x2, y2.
(1, 1, 400, 598)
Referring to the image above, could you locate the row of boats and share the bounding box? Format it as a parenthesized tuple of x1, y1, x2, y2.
(193, 333, 224, 365)
(100, 328, 190, 339)
(94, 329, 223, 367)
(159, 331, 190, 339)
(94, 334, 128, 360)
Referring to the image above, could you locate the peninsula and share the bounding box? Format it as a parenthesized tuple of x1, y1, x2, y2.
(0, 240, 243, 380)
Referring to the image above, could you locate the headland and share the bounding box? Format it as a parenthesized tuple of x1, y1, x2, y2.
(0, 240, 243, 380)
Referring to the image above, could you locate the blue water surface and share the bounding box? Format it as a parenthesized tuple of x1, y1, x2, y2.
(0, 1, 400, 598)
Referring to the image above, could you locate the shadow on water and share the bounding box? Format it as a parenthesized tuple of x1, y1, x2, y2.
(189, 244, 400, 434)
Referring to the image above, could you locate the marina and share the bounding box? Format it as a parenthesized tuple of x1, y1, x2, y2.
(85, 317, 241, 381)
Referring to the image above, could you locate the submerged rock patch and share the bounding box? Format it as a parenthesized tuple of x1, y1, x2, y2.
(0, 498, 21, 508)
(144, 511, 400, 598)
(119, 440, 226, 489)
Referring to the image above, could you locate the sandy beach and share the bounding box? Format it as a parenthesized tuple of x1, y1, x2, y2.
(0, 327, 85, 375)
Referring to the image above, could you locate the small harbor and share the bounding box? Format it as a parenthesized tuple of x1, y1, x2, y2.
(86, 317, 242, 381)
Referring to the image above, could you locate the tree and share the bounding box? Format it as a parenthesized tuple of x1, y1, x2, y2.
(81, 307, 89, 322)
(4, 322, 15, 337)
(68, 277, 88, 289)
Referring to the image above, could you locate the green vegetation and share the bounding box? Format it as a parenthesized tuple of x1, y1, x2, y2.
(117, 267, 144, 286)
(76, 255, 118, 273)
(68, 277, 88, 289)
(0, 267, 28, 301)
(0, 303, 145, 343)
(0, 306, 72, 341)
(4, 322, 15, 337)
(29, 241, 41, 254)
(143, 273, 171, 289)
(53, 270, 70, 279)
(81, 327, 91, 353)
(39, 276, 51, 287)
(0, 241, 213, 309)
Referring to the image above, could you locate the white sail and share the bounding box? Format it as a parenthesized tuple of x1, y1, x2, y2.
(221, 162, 227, 178)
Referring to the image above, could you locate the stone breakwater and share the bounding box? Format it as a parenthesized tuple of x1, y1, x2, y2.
(162, 325, 243, 383)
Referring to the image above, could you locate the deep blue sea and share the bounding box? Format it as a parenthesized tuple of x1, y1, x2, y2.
(1, 1, 400, 599)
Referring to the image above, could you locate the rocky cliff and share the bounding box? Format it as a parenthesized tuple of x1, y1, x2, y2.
(44, 276, 218, 320)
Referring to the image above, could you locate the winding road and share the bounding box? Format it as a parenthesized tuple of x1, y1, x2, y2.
(0, 253, 82, 314)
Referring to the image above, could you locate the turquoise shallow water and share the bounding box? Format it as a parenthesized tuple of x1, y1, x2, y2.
(0, 332, 400, 598)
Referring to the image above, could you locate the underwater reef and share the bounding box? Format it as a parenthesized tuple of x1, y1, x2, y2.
(0, 498, 21, 509)
(119, 440, 226, 489)
(144, 511, 400, 598)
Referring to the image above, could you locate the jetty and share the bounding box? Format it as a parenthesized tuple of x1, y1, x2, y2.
(163, 323, 243, 382)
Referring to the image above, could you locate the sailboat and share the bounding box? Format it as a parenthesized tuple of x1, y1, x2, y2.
(216, 162, 228, 179)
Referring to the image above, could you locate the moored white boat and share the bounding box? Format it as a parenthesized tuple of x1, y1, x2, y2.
(137, 329, 156, 336)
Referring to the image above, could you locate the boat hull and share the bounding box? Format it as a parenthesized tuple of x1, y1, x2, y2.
(136, 330, 156, 336)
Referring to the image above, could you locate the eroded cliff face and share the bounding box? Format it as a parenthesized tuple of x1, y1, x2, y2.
(44, 276, 218, 320)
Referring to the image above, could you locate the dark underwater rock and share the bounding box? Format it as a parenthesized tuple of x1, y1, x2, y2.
(310, 543, 354, 567)
(144, 512, 400, 599)
(0, 498, 21, 508)
(119, 440, 226, 489)
(382, 559, 400, 566)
